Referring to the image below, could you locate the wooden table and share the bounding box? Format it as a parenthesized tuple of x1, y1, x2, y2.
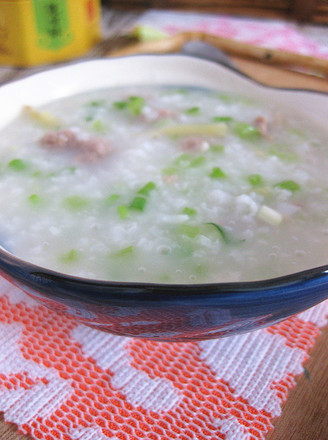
(0, 18, 328, 440)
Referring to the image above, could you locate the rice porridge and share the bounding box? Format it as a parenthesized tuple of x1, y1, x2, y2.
(0, 85, 327, 283)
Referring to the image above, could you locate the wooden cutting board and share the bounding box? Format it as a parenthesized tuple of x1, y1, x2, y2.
(0, 58, 327, 440)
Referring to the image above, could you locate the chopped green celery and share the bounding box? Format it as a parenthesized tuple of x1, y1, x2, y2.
(64, 195, 89, 210)
(138, 181, 156, 196)
(129, 196, 147, 211)
(117, 205, 129, 219)
(210, 144, 225, 153)
(127, 96, 145, 116)
(113, 101, 127, 110)
(204, 222, 244, 245)
(162, 166, 178, 176)
(182, 207, 197, 216)
(186, 107, 200, 115)
(234, 122, 260, 140)
(28, 194, 43, 205)
(130, 25, 168, 42)
(8, 158, 28, 171)
(213, 116, 233, 122)
(155, 122, 227, 137)
(275, 180, 300, 192)
(104, 194, 120, 206)
(111, 245, 134, 258)
(87, 100, 106, 107)
(269, 146, 299, 162)
(248, 174, 264, 186)
(91, 120, 106, 133)
(210, 167, 227, 179)
(178, 224, 200, 238)
(60, 249, 80, 263)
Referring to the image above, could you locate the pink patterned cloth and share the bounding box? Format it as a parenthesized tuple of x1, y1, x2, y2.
(137, 10, 328, 59)
(1, 11, 328, 440)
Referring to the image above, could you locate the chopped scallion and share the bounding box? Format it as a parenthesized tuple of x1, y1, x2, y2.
(104, 194, 120, 206)
(113, 101, 127, 110)
(218, 93, 235, 103)
(274, 180, 300, 192)
(32, 170, 43, 178)
(210, 144, 224, 153)
(127, 96, 145, 116)
(28, 194, 43, 205)
(210, 167, 227, 179)
(8, 158, 28, 171)
(204, 222, 244, 244)
(186, 107, 200, 115)
(88, 100, 106, 107)
(182, 207, 197, 216)
(234, 122, 260, 140)
(178, 224, 200, 239)
(91, 120, 106, 133)
(113, 96, 145, 116)
(173, 154, 205, 168)
(60, 249, 80, 263)
(111, 245, 134, 258)
(190, 156, 205, 167)
(64, 195, 89, 210)
(213, 116, 233, 122)
(162, 166, 178, 176)
(138, 181, 156, 196)
(174, 154, 191, 167)
(248, 174, 264, 186)
(269, 146, 299, 162)
(129, 196, 147, 211)
(117, 205, 129, 219)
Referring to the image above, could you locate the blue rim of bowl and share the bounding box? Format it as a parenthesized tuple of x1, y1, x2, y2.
(1, 55, 328, 300)
(1, 244, 328, 299)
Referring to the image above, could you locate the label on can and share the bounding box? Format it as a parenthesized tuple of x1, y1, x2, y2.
(32, 0, 73, 50)
(0, 11, 10, 55)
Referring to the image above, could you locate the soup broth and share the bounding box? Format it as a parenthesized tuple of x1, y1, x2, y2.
(0, 86, 327, 283)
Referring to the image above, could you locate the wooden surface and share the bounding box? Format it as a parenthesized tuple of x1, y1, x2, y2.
(0, 26, 328, 440)
(267, 326, 328, 440)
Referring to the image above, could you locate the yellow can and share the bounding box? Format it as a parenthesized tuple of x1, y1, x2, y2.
(0, 0, 102, 67)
